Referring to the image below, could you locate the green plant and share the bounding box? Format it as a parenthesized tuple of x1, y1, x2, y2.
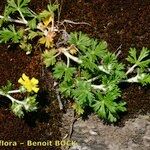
(0, 74, 39, 117)
(42, 32, 150, 122)
(0, 0, 59, 54)
(0, 0, 59, 117)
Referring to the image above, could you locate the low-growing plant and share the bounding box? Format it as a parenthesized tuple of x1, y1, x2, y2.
(0, 0, 149, 122)
(43, 32, 150, 122)
(0, 0, 59, 54)
(0, 74, 39, 117)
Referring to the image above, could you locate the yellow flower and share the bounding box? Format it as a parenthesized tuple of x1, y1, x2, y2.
(69, 45, 78, 55)
(43, 15, 53, 27)
(18, 74, 39, 93)
(38, 31, 56, 48)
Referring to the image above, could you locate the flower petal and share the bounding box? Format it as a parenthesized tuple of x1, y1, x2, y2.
(31, 78, 39, 84)
(22, 73, 29, 81)
(18, 78, 24, 85)
(43, 16, 52, 27)
(32, 87, 39, 93)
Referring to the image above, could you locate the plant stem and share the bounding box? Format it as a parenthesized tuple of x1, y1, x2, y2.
(126, 64, 137, 75)
(28, 8, 37, 16)
(98, 65, 110, 74)
(67, 56, 70, 68)
(62, 48, 82, 63)
(17, 9, 28, 24)
(6, 94, 24, 105)
(62, 19, 91, 26)
(51, 17, 54, 31)
(121, 76, 139, 83)
(87, 76, 100, 83)
(91, 84, 106, 91)
(0, 15, 26, 24)
(121, 74, 145, 83)
(0, 89, 24, 105)
(56, 89, 63, 110)
(8, 89, 21, 94)
(62, 48, 110, 74)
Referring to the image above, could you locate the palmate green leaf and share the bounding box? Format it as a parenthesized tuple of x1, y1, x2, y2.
(92, 92, 107, 119)
(79, 41, 102, 68)
(103, 52, 117, 65)
(53, 62, 66, 79)
(5, 0, 32, 17)
(138, 73, 150, 85)
(38, 3, 58, 20)
(96, 50, 121, 75)
(105, 87, 121, 100)
(106, 101, 126, 123)
(0, 80, 13, 94)
(47, 3, 59, 13)
(80, 70, 92, 80)
(28, 30, 42, 40)
(104, 99, 119, 115)
(42, 49, 57, 67)
(138, 59, 150, 68)
(53, 62, 76, 81)
(138, 47, 149, 62)
(11, 102, 24, 118)
(116, 101, 127, 112)
(7, 0, 31, 11)
(38, 10, 51, 20)
(20, 7, 34, 17)
(88, 38, 98, 52)
(101, 63, 125, 82)
(59, 81, 74, 97)
(23, 95, 38, 112)
(92, 90, 126, 122)
(94, 41, 108, 57)
(17, 0, 31, 8)
(0, 25, 24, 43)
(80, 56, 98, 72)
(93, 100, 107, 119)
(108, 111, 117, 122)
(28, 18, 37, 29)
(113, 63, 126, 79)
(126, 48, 137, 64)
(64, 67, 76, 82)
(86, 51, 98, 62)
(127, 47, 150, 68)
(102, 75, 122, 89)
(68, 32, 92, 53)
(19, 41, 32, 54)
(137, 48, 150, 68)
(72, 81, 94, 107)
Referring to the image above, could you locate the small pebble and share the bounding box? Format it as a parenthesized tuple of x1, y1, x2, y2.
(89, 129, 98, 135)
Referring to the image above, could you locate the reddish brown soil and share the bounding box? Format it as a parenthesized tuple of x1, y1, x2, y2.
(0, 47, 62, 150)
(0, 0, 150, 149)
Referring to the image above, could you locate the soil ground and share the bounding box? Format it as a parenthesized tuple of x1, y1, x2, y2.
(0, 0, 149, 150)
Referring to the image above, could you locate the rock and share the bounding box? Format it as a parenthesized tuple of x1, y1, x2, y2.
(89, 130, 98, 135)
(61, 109, 150, 150)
